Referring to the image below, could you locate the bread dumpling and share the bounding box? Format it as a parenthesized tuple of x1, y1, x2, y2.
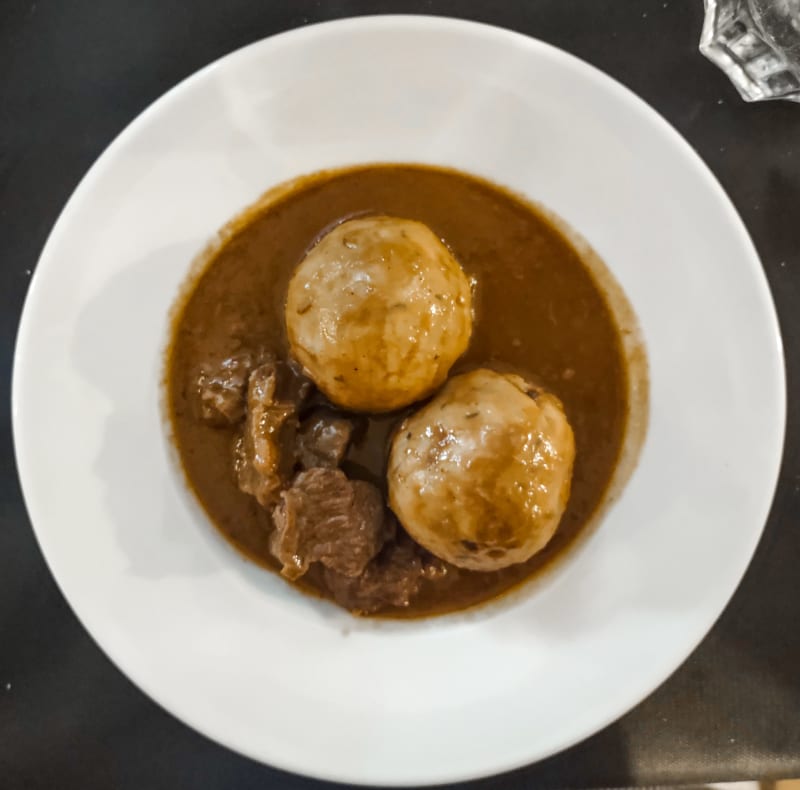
(285, 216, 473, 412)
(388, 369, 575, 571)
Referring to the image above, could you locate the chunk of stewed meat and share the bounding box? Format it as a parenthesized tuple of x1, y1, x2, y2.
(322, 535, 448, 615)
(270, 468, 392, 580)
(234, 362, 299, 508)
(296, 410, 354, 470)
(195, 350, 260, 425)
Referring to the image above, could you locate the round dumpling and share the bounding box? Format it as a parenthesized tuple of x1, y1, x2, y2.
(285, 216, 473, 412)
(388, 369, 575, 571)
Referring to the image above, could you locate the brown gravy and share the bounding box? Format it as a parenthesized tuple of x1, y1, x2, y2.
(167, 164, 632, 617)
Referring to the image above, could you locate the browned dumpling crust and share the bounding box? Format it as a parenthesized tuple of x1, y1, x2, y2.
(286, 216, 473, 412)
(388, 369, 575, 571)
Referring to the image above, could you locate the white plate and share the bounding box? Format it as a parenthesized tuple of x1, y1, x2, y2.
(12, 16, 785, 786)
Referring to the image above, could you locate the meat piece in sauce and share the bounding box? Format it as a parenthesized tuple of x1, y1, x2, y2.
(296, 410, 354, 469)
(234, 360, 309, 508)
(271, 468, 392, 580)
(195, 350, 260, 425)
(323, 534, 448, 615)
(388, 368, 575, 571)
(285, 216, 473, 412)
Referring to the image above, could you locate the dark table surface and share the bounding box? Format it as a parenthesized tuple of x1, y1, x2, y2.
(2, 1, 799, 788)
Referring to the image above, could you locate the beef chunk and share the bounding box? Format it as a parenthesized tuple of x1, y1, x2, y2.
(195, 350, 260, 425)
(234, 362, 298, 508)
(276, 359, 314, 405)
(270, 468, 392, 580)
(323, 535, 448, 615)
(296, 410, 354, 469)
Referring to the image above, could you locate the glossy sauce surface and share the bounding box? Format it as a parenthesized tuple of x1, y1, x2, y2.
(167, 164, 630, 616)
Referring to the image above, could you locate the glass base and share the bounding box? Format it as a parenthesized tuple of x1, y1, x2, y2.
(700, 0, 800, 102)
